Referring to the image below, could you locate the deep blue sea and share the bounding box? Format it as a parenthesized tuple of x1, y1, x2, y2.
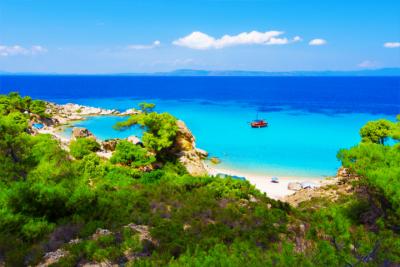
(1, 75, 399, 178)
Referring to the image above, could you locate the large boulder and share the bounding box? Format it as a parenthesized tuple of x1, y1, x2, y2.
(102, 139, 119, 151)
(72, 127, 94, 139)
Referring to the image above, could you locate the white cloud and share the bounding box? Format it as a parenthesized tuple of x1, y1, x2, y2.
(309, 38, 327, 46)
(358, 60, 378, 68)
(127, 40, 161, 50)
(383, 42, 400, 48)
(173, 31, 301, 50)
(293, 36, 302, 42)
(0, 45, 47, 57)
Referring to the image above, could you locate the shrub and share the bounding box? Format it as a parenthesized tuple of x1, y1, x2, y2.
(70, 138, 100, 159)
(110, 140, 155, 167)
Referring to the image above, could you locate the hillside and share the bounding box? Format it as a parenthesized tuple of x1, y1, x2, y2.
(0, 92, 399, 266)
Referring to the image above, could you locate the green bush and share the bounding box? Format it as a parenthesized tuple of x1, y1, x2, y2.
(70, 137, 101, 159)
(114, 111, 178, 152)
(110, 140, 155, 167)
(21, 218, 55, 241)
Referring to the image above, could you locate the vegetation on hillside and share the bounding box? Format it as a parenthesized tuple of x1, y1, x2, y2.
(0, 92, 398, 266)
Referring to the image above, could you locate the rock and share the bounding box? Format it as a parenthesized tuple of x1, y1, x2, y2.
(120, 108, 140, 116)
(81, 261, 117, 267)
(38, 249, 68, 267)
(92, 228, 112, 240)
(169, 120, 207, 176)
(196, 148, 208, 159)
(249, 195, 258, 203)
(299, 224, 306, 235)
(72, 127, 93, 139)
(69, 115, 84, 121)
(288, 182, 302, 191)
(125, 224, 157, 246)
(127, 135, 142, 145)
(301, 182, 318, 189)
(102, 139, 119, 151)
(210, 157, 221, 164)
(54, 103, 120, 118)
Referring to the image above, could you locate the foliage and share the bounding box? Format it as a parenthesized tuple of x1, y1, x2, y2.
(110, 140, 156, 167)
(115, 111, 178, 152)
(138, 102, 156, 113)
(359, 119, 393, 144)
(69, 137, 101, 159)
(0, 92, 49, 118)
(0, 93, 399, 266)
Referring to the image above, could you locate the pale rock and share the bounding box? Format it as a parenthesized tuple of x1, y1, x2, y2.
(288, 182, 302, 191)
(127, 135, 142, 145)
(120, 108, 140, 116)
(72, 127, 94, 139)
(37, 249, 68, 267)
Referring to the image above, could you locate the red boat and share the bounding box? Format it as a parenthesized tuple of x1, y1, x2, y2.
(251, 119, 268, 128)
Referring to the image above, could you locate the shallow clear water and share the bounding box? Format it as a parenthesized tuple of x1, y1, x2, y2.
(1, 76, 398, 178)
(64, 98, 390, 178)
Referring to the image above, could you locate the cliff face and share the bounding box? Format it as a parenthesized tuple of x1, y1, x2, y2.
(171, 120, 208, 176)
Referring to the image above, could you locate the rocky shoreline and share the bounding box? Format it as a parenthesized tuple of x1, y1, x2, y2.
(30, 101, 347, 201)
(30, 101, 209, 176)
(45, 102, 140, 125)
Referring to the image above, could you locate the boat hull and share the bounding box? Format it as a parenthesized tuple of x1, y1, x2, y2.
(251, 123, 268, 128)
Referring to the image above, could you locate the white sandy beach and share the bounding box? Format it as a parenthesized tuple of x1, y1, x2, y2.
(206, 165, 323, 200)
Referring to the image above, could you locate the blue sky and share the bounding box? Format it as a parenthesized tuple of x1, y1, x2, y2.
(0, 0, 399, 73)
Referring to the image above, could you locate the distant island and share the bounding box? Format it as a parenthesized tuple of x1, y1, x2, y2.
(1, 67, 400, 76)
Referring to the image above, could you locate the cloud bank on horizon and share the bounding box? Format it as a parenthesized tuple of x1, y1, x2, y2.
(172, 31, 302, 50)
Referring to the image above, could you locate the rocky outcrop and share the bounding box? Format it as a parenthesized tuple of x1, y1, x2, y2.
(44, 102, 141, 127)
(54, 103, 119, 116)
(72, 127, 94, 139)
(171, 120, 208, 176)
(102, 139, 120, 151)
(283, 168, 356, 207)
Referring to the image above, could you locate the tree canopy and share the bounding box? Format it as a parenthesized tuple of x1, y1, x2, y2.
(359, 119, 393, 144)
(115, 111, 178, 152)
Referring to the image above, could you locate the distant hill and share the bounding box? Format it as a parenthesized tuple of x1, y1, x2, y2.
(154, 68, 400, 76)
(1, 68, 399, 76)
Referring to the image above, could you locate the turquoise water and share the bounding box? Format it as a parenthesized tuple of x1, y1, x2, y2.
(63, 115, 143, 140)
(63, 98, 391, 178)
(3, 76, 398, 178)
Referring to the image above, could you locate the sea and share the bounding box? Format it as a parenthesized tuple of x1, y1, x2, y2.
(1, 75, 399, 178)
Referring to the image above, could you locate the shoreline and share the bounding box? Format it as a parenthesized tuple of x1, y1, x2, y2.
(38, 101, 333, 200)
(205, 164, 330, 200)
